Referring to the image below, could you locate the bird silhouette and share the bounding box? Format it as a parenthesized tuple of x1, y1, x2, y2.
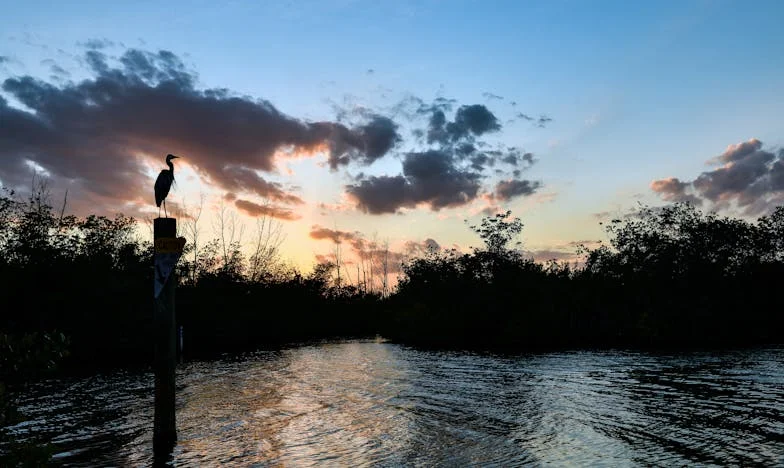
(155, 154, 179, 218)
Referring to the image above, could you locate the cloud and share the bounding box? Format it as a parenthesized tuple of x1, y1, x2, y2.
(309, 225, 364, 248)
(317, 201, 352, 214)
(235, 199, 300, 220)
(515, 113, 553, 128)
(535, 115, 553, 128)
(566, 240, 602, 249)
(651, 138, 784, 215)
(523, 240, 601, 264)
(342, 115, 401, 167)
(0, 56, 8, 64)
(347, 150, 484, 214)
(493, 179, 542, 201)
(0, 48, 402, 215)
(525, 249, 576, 263)
(78, 38, 115, 50)
(447, 104, 501, 141)
(49, 64, 70, 77)
(346, 98, 545, 214)
(482, 92, 504, 101)
(403, 238, 440, 256)
(1, 46, 550, 220)
(650, 177, 702, 205)
(311, 228, 437, 284)
(709, 138, 763, 164)
(218, 166, 304, 205)
(500, 148, 535, 166)
(314, 253, 332, 265)
(336, 236, 442, 283)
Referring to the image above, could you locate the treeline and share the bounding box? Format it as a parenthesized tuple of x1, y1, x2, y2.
(1, 185, 783, 373)
(0, 186, 380, 370)
(388, 206, 784, 349)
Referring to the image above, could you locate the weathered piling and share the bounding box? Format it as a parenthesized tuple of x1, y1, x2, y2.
(153, 217, 182, 456)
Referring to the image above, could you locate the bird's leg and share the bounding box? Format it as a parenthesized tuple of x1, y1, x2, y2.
(163, 200, 168, 218)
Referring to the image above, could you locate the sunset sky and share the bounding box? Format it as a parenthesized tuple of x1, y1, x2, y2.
(2, 0, 783, 274)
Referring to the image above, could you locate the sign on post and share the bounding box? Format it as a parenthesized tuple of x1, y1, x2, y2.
(154, 237, 186, 298)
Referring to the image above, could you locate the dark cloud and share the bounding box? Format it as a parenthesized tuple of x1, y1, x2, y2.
(235, 199, 300, 220)
(41, 59, 70, 78)
(651, 139, 784, 215)
(345, 95, 545, 214)
(347, 150, 484, 214)
(426, 109, 448, 144)
(516, 113, 552, 128)
(493, 179, 542, 201)
(321, 100, 403, 168)
(447, 104, 501, 141)
(1, 46, 548, 219)
(50, 64, 69, 77)
(536, 115, 553, 128)
(500, 148, 535, 166)
(482, 92, 504, 101)
(79, 38, 115, 50)
(0, 48, 403, 215)
(0, 56, 9, 64)
(346, 175, 409, 214)
(470, 153, 491, 171)
(348, 115, 401, 166)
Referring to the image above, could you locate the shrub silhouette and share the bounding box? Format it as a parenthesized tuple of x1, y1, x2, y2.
(388, 203, 784, 348)
(1, 182, 782, 371)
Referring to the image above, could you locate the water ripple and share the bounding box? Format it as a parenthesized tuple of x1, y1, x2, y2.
(3, 343, 783, 466)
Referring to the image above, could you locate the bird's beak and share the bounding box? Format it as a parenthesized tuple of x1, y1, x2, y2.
(171, 155, 180, 159)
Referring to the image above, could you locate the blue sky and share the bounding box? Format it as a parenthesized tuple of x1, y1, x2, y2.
(2, 0, 783, 271)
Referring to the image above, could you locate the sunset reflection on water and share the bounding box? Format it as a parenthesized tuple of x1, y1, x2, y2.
(6, 341, 784, 466)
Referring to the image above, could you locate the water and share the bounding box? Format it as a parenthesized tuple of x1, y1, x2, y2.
(5, 341, 784, 466)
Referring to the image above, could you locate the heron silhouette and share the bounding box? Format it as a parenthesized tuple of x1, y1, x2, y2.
(155, 154, 179, 218)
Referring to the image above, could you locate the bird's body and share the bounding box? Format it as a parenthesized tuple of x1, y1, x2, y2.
(154, 154, 179, 217)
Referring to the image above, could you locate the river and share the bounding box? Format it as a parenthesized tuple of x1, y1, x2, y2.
(5, 341, 784, 466)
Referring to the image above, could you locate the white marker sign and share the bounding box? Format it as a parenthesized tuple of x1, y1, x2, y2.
(154, 237, 186, 298)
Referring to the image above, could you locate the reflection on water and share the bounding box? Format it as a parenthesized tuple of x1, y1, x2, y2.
(5, 342, 784, 466)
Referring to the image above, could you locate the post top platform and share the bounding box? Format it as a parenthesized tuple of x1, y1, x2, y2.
(154, 217, 177, 238)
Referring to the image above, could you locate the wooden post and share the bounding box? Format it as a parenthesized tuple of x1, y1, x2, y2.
(153, 217, 177, 457)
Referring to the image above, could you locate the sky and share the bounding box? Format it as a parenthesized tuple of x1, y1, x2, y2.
(1, 0, 783, 276)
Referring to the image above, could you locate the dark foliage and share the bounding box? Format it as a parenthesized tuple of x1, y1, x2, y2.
(1, 183, 782, 377)
(387, 204, 784, 349)
(0, 186, 381, 369)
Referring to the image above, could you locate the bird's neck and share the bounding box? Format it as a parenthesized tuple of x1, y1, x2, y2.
(167, 161, 174, 174)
